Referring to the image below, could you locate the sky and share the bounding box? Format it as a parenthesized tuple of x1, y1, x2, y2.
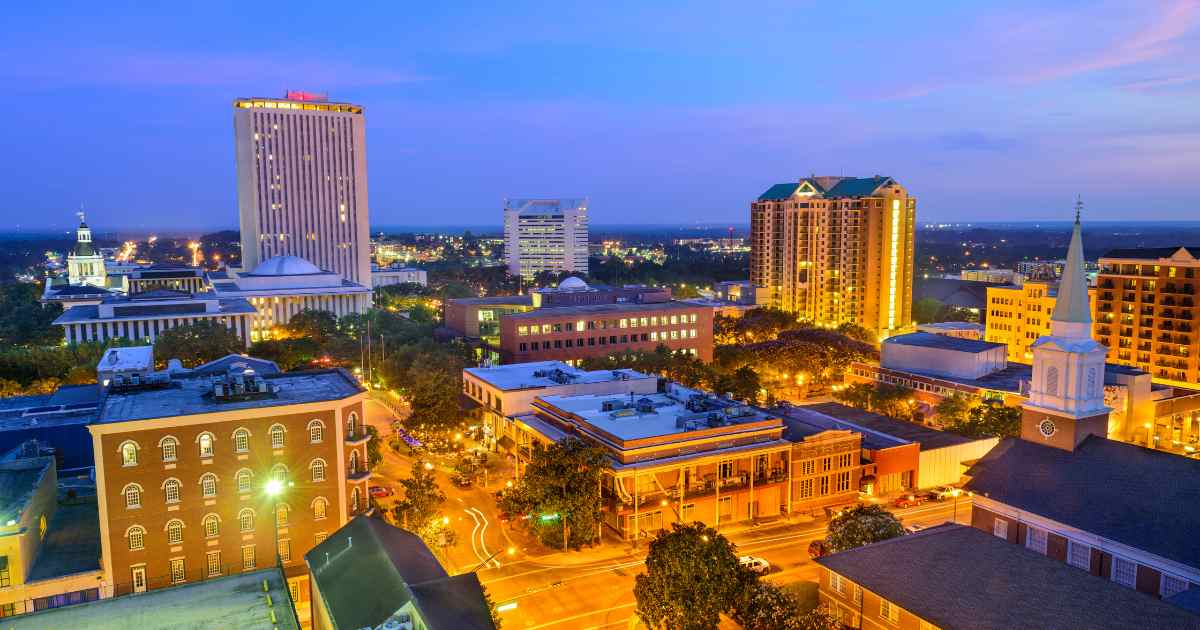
(1, 1, 1198, 232)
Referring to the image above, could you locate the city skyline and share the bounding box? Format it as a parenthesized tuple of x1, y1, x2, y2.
(2, 2, 1199, 230)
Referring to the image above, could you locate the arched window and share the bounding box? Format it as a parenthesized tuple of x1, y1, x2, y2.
(310, 458, 327, 482)
(271, 464, 289, 483)
(312, 497, 328, 521)
(233, 428, 250, 453)
(275, 504, 290, 527)
(347, 412, 359, 438)
(126, 525, 146, 551)
(236, 469, 253, 493)
(159, 436, 179, 462)
(120, 441, 139, 467)
(349, 451, 359, 476)
(238, 508, 255, 532)
(202, 513, 220, 538)
(351, 487, 361, 512)
(308, 419, 325, 444)
(200, 473, 218, 498)
(165, 519, 185, 545)
(162, 478, 181, 504)
(269, 424, 286, 449)
(1046, 366, 1060, 396)
(197, 432, 215, 458)
(123, 483, 143, 509)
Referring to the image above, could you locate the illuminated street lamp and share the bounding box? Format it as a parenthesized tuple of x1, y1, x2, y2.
(950, 488, 963, 524)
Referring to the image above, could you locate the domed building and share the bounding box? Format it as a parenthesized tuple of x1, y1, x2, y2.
(67, 213, 106, 288)
(208, 255, 372, 341)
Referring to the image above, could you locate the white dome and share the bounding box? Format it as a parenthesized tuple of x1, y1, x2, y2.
(558, 276, 588, 290)
(250, 255, 323, 276)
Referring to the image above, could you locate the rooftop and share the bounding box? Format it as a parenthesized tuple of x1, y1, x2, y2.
(5, 568, 297, 630)
(914, 321, 985, 332)
(780, 403, 975, 450)
(505, 300, 702, 319)
(53, 297, 255, 324)
(879, 360, 1147, 395)
(884, 332, 1003, 354)
(756, 176, 895, 201)
(815, 524, 1200, 630)
(464, 361, 651, 392)
(27, 496, 101, 581)
(965, 435, 1200, 570)
(1101, 246, 1200, 261)
(0, 457, 52, 525)
(97, 368, 362, 424)
(98, 346, 154, 373)
(448, 295, 533, 306)
(503, 198, 587, 215)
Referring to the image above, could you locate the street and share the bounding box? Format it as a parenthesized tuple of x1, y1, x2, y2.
(363, 398, 969, 629)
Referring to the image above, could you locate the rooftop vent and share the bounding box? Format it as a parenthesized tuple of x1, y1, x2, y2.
(211, 364, 275, 402)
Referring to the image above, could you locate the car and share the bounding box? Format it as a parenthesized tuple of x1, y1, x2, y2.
(893, 494, 925, 509)
(368, 485, 395, 498)
(807, 540, 829, 559)
(905, 523, 927, 535)
(451, 473, 473, 487)
(927, 486, 959, 501)
(739, 556, 771, 575)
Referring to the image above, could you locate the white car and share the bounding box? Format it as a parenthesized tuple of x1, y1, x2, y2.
(739, 555, 770, 575)
(905, 523, 927, 535)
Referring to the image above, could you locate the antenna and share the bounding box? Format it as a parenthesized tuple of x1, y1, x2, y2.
(1074, 195, 1082, 224)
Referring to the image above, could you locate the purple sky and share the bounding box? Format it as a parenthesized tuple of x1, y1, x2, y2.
(2, 1, 1198, 232)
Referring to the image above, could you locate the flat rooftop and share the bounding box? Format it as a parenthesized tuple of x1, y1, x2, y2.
(54, 298, 255, 323)
(28, 496, 101, 581)
(6, 568, 297, 630)
(535, 383, 780, 445)
(884, 332, 1003, 354)
(98, 346, 154, 372)
(0, 458, 52, 524)
(464, 361, 651, 391)
(506, 300, 703, 319)
(781, 403, 976, 450)
(915, 321, 984, 331)
(447, 295, 533, 306)
(816, 524, 1200, 630)
(98, 369, 362, 423)
(880, 361, 1147, 395)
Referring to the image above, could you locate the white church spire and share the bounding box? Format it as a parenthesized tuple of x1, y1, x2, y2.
(1050, 196, 1092, 339)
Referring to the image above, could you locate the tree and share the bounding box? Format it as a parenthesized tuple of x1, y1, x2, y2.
(0, 378, 23, 398)
(285, 309, 340, 344)
(153, 320, 244, 367)
(825, 505, 905, 553)
(497, 438, 609, 550)
(912, 298, 943, 324)
(944, 401, 1021, 438)
(733, 582, 839, 630)
(248, 338, 321, 371)
(834, 383, 874, 410)
(712, 366, 761, 404)
(365, 426, 383, 469)
(633, 523, 747, 630)
(392, 459, 446, 534)
(934, 393, 973, 425)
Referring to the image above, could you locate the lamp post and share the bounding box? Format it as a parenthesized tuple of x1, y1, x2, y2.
(950, 488, 962, 524)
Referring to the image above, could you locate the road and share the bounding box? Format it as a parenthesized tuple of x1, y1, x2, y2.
(363, 397, 969, 629)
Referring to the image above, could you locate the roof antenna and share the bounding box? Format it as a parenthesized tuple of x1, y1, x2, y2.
(1074, 195, 1082, 224)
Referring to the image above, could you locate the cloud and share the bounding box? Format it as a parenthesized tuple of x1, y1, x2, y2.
(936, 131, 1018, 152)
(1, 49, 426, 89)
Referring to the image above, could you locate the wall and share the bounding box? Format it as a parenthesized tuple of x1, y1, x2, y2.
(881, 341, 1007, 380)
(916, 438, 998, 488)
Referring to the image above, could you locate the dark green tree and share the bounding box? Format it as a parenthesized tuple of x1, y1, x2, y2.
(153, 320, 244, 367)
(633, 523, 747, 630)
(365, 426, 383, 469)
(286, 309, 340, 344)
(392, 459, 446, 533)
(248, 338, 321, 371)
(833, 383, 875, 410)
(825, 504, 905, 553)
(912, 297, 943, 324)
(934, 393, 974, 425)
(734, 582, 839, 630)
(497, 438, 609, 550)
(944, 401, 1021, 438)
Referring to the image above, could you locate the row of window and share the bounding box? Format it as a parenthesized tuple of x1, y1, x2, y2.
(124, 501, 328, 551)
(797, 471, 853, 498)
(518, 330, 699, 353)
(517, 313, 700, 336)
(120, 457, 356, 510)
(119, 413, 359, 467)
(796, 452, 855, 476)
(829, 571, 925, 628)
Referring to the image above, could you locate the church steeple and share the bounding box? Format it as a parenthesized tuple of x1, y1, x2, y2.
(1050, 197, 1091, 338)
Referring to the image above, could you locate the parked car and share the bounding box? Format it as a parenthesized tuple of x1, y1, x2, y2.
(894, 494, 925, 508)
(905, 523, 927, 535)
(739, 556, 771, 575)
(451, 473, 473, 488)
(926, 486, 959, 501)
(368, 485, 395, 498)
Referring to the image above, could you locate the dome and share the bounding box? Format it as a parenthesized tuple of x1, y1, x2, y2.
(557, 276, 588, 291)
(250, 255, 323, 276)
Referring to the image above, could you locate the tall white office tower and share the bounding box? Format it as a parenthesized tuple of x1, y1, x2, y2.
(233, 91, 371, 286)
(503, 198, 589, 280)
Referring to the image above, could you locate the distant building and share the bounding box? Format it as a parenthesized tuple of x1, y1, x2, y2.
(208, 255, 371, 342)
(53, 290, 256, 347)
(960, 268, 1019, 284)
(713, 280, 768, 306)
(306, 516, 495, 630)
(913, 277, 996, 316)
(66, 214, 105, 289)
(500, 301, 714, 363)
(370, 264, 427, 288)
(530, 277, 670, 308)
(815, 524, 1200, 629)
(915, 321, 984, 340)
(503, 198, 589, 279)
(234, 93, 371, 286)
(443, 295, 534, 345)
(985, 280, 1098, 362)
(751, 176, 915, 338)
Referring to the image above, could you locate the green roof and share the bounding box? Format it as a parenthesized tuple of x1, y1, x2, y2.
(757, 183, 800, 201)
(73, 242, 96, 257)
(824, 176, 892, 198)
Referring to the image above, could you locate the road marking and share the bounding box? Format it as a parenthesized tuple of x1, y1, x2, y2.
(464, 508, 485, 565)
(523, 602, 637, 630)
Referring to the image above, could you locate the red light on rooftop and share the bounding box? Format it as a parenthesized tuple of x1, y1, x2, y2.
(285, 90, 329, 102)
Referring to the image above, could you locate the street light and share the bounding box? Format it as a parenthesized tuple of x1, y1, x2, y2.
(950, 488, 962, 524)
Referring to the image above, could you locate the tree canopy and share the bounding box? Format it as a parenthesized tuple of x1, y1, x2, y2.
(153, 320, 245, 367)
(943, 401, 1021, 438)
(633, 522, 748, 630)
(497, 437, 609, 550)
(825, 505, 905, 553)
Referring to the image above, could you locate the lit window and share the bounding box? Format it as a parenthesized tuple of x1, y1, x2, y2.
(160, 437, 178, 462)
(276, 504, 289, 528)
(233, 429, 250, 453)
(351, 487, 361, 512)
(127, 526, 145, 551)
(313, 497, 328, 520)
(123, 484, 142, 509)
(347, 412, 359, 438)
(239, 508, 255, 532)
(1025, 526, 1048, 555)
(311, 459, 326, 482)
(271, 464, 288, 483)
(166, 519, 184, 544)
(121, 441, 139, 467)
(278, 539, 292, 563)
(169, 558, 185, 584)
(308, 420, 324, 444)
(198, 433, 214, 458)
(269, 424, 286, 449)
(236, 469, 253, 493)
(206, 551, 221, 578)
(203, 514, 220, 538)
(880, 599, 900, 624)
(200, 473, 218, 498)
(992, 519, 1008, 540)
(163, 478, 181, 504)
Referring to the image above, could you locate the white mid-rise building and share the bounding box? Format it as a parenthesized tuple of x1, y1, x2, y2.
(234, 92, 372, 286)
(503, 198, 589, 280)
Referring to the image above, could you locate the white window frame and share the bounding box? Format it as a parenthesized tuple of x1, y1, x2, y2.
(159, 436, 178, 462)
(992, 518, 1008, 540)
(1025, 526, 1048, 555)
(1067, 540, 1091, 570)
(1162, 573, 1190, 599)
(1112, 555, 1138, 588)
(312, 497, 328, 521)
(120, 441, 139, 467)
(311, 458, 327, 482)
(123, 483, 142, 509)
(169, 558, 185, 584)
(165, 519, 184, 545)
(200, 473, 218, 498)
(242, 545, 256, 571)
(197, 432, 215, 458)
(206, 550, 221, 578)
(236, 468, 253, 493)
(163, 478, 181, 504)
(127, 525, 145, 551)
(879, 598, 900, 624)
(308, 419, 325, 444)
(269, 424, 286, 449)
(203, 514, 220, 539)
(239, 508, 255, 532)
(233, 428, 250, 453)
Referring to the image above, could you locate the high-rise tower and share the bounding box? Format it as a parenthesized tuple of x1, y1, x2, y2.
(503, 198, 589, 280)
(1021, 201, 1110, 451)
(234, 92, 371, 285)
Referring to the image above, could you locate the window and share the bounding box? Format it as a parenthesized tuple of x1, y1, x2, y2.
(236, 469, 253, 493)
(269, 424, 286, 449)
(314, 532, 328, 544)
(992, 518, 1008, 540)
(311, 459, 327, 482)
(1112, 556, 1137, 588)
(123, 484, 142, 509)
(718, 461, 734, 479)
(799, 479, 813, 498)
(1045, 366, 1059, 396)
(0, 557, 8, 588)
(159, 436, 178, 462)
(203, 514, 220, 538)
(271, 464, 289, 483)
(166, 519, 184, 544)
(351, 487, 361, 512)
(163, 478, 181, 504)
(127, 526, 145, 551)
(830, 571, 845, 594)
(347, 412, 359, 438)
(233, 428, 250, 453)
(834, 471, 851, 492)
(276, 504, 289, 527)
(1025, 526, 1048, 554)
(1067, 540, 1091, 570)
(278, 539, 292, 563)
(200, 473, 218, 498)
(169, 558, 185, 584)
(313, 497, 328, 520)
(880, 599, 900, 624)
(206, 551, 221, 577)
(1162, 574, 1190, 599)
(242, 546, 256, 570)
(349, 450, 360, 475)
(800, 460, 815, 476)
(308, 420, 325, 444)
(120, 441, 139, 466)
(239, 508, 255, 532)
(198, 432, 214, 458)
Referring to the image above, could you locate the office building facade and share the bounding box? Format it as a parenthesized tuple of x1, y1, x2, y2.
(503, 198, 589, 280)
(750, 176, 916, 338)
(985, 280, 1098, 363)
(234, 93, 371, 286)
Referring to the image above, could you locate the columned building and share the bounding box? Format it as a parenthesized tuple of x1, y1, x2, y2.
(234, 93, 371, 286)
(750, 176, 916, 338)
(67, 213, 106, 288)
(53, 290, 255, 347)
(503, 198, 589, 280)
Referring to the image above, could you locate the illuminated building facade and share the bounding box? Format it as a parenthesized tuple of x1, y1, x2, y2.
(503, 198, 589, 280)
(985, 281, 1098, 362)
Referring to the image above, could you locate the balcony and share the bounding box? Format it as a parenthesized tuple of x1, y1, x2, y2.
(346, 431, 371, 446)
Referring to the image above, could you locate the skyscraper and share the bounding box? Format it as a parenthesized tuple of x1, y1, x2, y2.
(234, 92, 371, 285)
(503, 198, 589, 280)
(750, 176, 915, 338)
